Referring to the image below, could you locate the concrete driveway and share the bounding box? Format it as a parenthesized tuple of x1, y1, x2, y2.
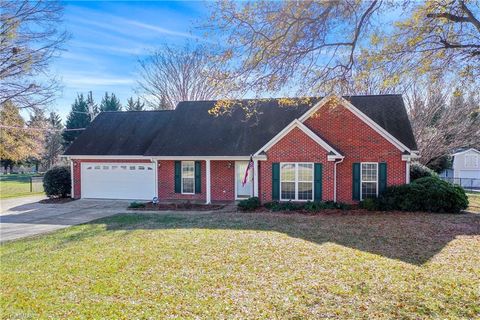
(0, 196, 130, 242)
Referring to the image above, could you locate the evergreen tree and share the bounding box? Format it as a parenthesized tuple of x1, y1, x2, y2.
(44, 112, 64, 169)
(126, 97, 145, 111)
(100, 92, 122, 111)
(62, 94, 90, 148)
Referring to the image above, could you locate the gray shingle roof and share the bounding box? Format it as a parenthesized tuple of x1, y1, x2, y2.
(64, 95, 417, 156)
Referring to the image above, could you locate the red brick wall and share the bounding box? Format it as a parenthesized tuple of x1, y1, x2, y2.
(304, 101, 406, 203)
(211, 161, 235, 201)
(259, 127, 335, 203)
(158, 160, 206, 201)
(157, 160, 236, 202)
(71, 159, 151, 199)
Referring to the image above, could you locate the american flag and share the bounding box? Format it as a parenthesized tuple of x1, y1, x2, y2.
(242, 156, 254, 187)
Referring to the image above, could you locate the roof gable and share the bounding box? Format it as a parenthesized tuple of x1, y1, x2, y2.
(299, 95, 417, 152)
(254, 119, 343, 160)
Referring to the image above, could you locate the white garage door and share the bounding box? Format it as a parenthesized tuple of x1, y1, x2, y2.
(81, 163, 156, 200)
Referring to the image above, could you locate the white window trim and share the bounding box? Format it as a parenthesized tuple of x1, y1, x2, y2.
(464, 154, 479, 168)
(360, 162, 378, 201)
(181, 161, 195, 195)
(280, 162, 314, 202)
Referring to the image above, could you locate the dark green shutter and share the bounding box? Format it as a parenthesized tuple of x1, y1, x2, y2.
(174, 161, 181, 193)
(272, 163, 280, 200)
(378, 162, 387, 195)
(314, 163, 323, 201)
(194, 161, 201, 193)
(352, 163, 360, 201)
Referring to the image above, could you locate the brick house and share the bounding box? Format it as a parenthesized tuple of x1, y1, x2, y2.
(64, 95, 418, 204)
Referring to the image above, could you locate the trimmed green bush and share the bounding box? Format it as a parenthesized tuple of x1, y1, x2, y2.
(410, 162, 436, 181)
(264, 200, 351, 212)
(360, 198, 377, 211)
(128, 201, 146, 209)
(376, 176, 468, 213)
(43, 166, 71, 198)
(237, 197, 261, 211)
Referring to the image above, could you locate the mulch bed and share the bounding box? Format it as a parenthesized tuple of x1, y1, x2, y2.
(130, 202, 225, 211)
(39, 198, 76, 204)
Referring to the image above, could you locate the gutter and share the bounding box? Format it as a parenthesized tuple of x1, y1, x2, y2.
(333, 157, 344, 203)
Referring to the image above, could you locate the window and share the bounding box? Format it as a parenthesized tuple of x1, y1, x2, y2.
(111, 166, 118, 170)
(361, 163, 378, 200)
(103, 166, 109, 170)
(280, 163, 313, 201)
(129, 166, 136, 170)
(181, 161, 195, 194)
(94, 165, 100, 170)
(147, 167, 153, 170)
(138, 166, 145, 170)
(465, 154, 479, 168)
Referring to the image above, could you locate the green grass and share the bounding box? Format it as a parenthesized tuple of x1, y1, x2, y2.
(1, 211, 479, 319)
(467, 192, 480, 212)
(0, 174, 44, 199)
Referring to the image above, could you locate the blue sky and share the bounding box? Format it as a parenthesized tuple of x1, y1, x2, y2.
(51, 1, 208, 120)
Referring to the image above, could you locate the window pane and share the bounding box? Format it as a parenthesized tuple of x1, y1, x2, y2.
(362, 182, 377, 199)
(298, 163, 313, 181)
(281, 163, 295, 181)
(281, 182, 295, 200)
(182, 161, 194, 178)
(298, 182, 313, 200)
(182, 178, 194, 193)
(361, 163, 377, 182)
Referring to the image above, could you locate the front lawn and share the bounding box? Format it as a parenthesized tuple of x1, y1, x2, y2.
(1, 211, 479, 318)
(467, 192, 480, 212)
(0, 174, 44, 199)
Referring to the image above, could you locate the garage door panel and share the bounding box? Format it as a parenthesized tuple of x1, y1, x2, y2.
(81, 163, 156, 200)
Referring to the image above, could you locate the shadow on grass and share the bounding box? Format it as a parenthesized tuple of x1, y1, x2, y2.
(78, 210, 480, 266)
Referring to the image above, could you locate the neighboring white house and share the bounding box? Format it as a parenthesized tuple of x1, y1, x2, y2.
(450, 148, 480, 189)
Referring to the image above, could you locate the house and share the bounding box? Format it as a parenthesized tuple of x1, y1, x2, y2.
(63, 95, 418, 204)
(449, 148, 480, 189)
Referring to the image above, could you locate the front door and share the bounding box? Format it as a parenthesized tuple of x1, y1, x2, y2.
(236, 161, 253, 199)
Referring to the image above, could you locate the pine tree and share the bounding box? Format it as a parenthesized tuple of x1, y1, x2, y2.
(126, 97, 145, 111)
(100, 92, 122, 112)
(62, 94, 90, 148)
(44, 112, 64, 169)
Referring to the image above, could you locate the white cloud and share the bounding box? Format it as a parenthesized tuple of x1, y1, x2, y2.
(63, 74, 135, 87)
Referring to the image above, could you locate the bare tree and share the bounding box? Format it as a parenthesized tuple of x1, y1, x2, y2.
(203, 0, 479, 99)
(137, 44, 225, 110)
(0, 0, 68, 110)
(406, 80, 480, 167)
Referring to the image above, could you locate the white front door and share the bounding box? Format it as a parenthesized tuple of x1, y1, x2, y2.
(236, 161, 253, 199)
(81, 163, 156, 200)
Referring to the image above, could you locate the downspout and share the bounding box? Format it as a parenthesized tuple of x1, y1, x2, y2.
(69, 157, 74, 198)
(333, 158, 344, 203)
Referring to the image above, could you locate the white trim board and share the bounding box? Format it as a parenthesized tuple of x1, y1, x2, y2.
(298, 95, 413, 153)
(254, 119, 343, 160)
(452, 148, 480, 156)
(65, 155, 267, 161)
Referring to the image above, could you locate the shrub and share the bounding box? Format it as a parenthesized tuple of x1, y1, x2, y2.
(265, 200, 352, 212)
(376, 176, 468, 213)
(237, 197, 261, 211)
(410, 162, 436, 181)
(263, 201, 301, 212)
(43, 166, 71, 198)
(360, 198, 378, 211)
(128, 201, 146, 209)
